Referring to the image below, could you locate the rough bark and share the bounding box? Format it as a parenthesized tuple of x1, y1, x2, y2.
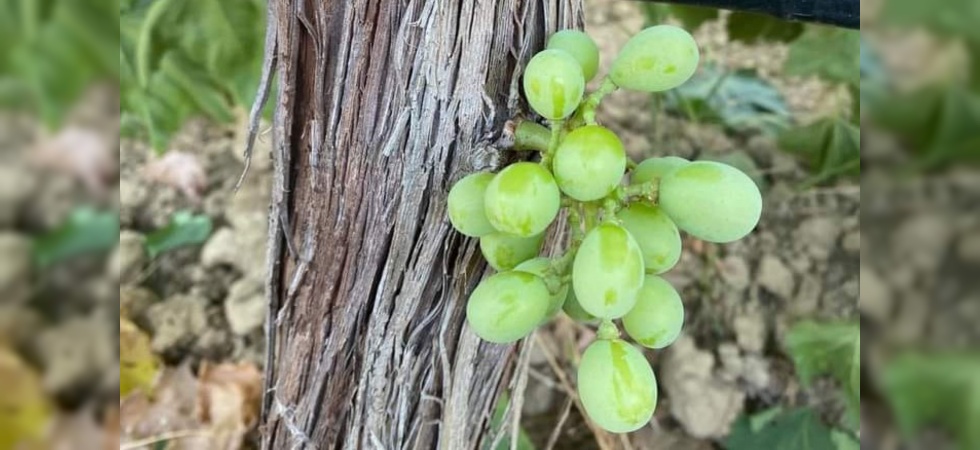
(257, 1, 583, 448)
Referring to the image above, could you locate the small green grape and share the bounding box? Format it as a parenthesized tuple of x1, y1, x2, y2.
(523, 49, 586, 120)
(466, 271, 551, 343)
(622, 275, 684, 349)
(514, 257, 568, 321)
(617, 203, 681, 274)
(610, 25, 700, 93)
(553, 125, 627, 201)
(572, 223, 645, 319)
(562, 289, 596, 322)
(484, 162, 561, 237)
(577, 339, 658, 433)
(547, 29, 600, 81)
(631, 156, 690, 185)
(480, 232, 544, 271)
(447, 172, 496, 237)
(658, 161, 762, 243)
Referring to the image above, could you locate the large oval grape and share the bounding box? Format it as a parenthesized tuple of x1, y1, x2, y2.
(562, 289, 597, 322)
(572, 223, 645, 319)
(623, 275, 684, 349)
(514, 257, 568, 321)
(480, 232, 543, 271)
(578, 339, 658, 433)
(466, 271, 551, 343)
(553, 125, 627, 201)
(447, 172, 496, 237)
(631, 156, 689, 185)
(658, 161, 762, 243)
(610, 25, 700, 93)
(523, 49, 586, 120)
(547, 29, 600, 81)
(617, 203, 681, 274)
(484, 162, 561, 237)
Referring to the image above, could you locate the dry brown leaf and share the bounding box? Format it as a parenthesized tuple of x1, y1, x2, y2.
(44, 410, 114, 450)
(31, 125, 117, 194)
(119, 362, 261, 450)
(141, 152, 207, 202)
(119, 365, 199, 443)
(189, 362, 262, 450)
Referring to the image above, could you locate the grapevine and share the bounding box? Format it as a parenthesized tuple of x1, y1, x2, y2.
(445, 25, 763, 433)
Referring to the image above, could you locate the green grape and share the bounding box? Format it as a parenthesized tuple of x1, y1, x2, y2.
(610, 25, 700, 93)
(577, 339, 658, 433)
(631, 156, 690, 185)
(447, 172, 496, 237)
(480, 232, 544, 271)
(547, 29, 600, 81)
(523, 49, 586, 120)
(623, 275, 684, 349)
(466, 271, 551, 343)
(658, 161, 762, 243)
(562, 289, 597, 322)
(552, 125, 627, 201)
(484, 162, 561, 237)
(617, 203, 681, 274)
(514, 257, 568, 321)
(572, 223, 645, 319)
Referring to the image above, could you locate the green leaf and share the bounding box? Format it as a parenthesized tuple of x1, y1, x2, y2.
(874, 86, 980, 169)
(726, 408, 836, 450)
(778, 118, 860, 186)
(784, 26, 860, 86)
(665, 63, 791, 134)
(120, 0, 265, 151)
(144, 211, 213, 258)
(784, 321, 860, 422)
(831, 430, 860, 450)
(668, 5, 719, 30)
(33, 207, 120, 268)
(880, 0, 980, 45)
(727, 11, 803, 44)
(484, 392, 536, 450)
(882, 353, 980, 450)
(0, 0, 118, 128)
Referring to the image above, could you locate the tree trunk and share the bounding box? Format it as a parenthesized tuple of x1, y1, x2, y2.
(258, 1, 582, 448)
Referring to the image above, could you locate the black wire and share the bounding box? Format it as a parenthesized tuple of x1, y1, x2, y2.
(640, 0, 860, 29)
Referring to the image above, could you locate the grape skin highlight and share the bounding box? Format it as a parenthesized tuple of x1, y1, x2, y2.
(610, 25, 700, 93)
(547, 29, 600, 81)
(631, 156, 690, 186)
(572, 223, 645, 319)
(522, 49, 586, 120)
(447, 172, 496, 237)
(622, 275, 684, 349)
(484, 162, 561, 237)
(658, 161, 762, 243)
(553, 125, 627, 201)
(617, 203, 681, 274)
(578, 339, 658, 433)
(466, 271, 551, 343)
(480, 232, 544, 271)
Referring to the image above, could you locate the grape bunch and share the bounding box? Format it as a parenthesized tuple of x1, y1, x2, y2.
(447, 25, 762, 433)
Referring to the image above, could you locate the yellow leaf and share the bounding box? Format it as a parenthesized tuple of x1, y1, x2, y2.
(0, 346, 53, 449)
(119, 318, 160, 397)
